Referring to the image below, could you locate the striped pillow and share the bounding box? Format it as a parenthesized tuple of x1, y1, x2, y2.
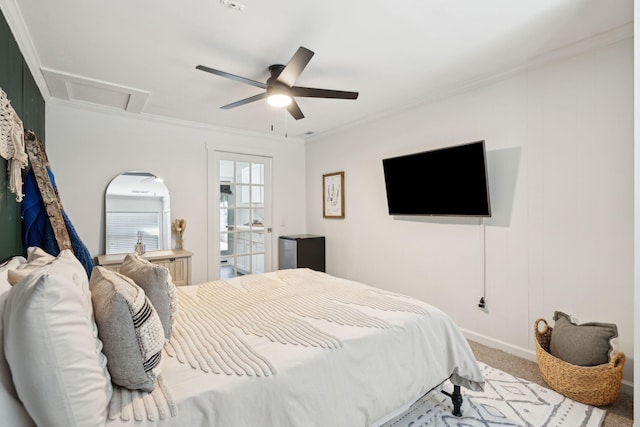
(89, 266, 164, 392)
(119, 252, 178, 341)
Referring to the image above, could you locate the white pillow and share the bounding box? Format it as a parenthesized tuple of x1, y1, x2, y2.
(7, 247, 54, 285)
(25, 246, 55, 264)
(0, 256, 34, 426)
(4, 250, 112, 427)
(90, 266, 164, 392)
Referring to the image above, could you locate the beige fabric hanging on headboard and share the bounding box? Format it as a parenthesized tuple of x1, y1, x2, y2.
(0, 88, 27, 202)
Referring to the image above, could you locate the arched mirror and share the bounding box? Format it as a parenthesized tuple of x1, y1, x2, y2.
(105, 172, 170, 254)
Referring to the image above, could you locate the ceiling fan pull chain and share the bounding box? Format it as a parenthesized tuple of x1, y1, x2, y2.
(284, 108, 288, 138)
(270, 105, 274, 132)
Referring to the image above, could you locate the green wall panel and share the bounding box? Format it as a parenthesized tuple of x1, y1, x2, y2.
(0, 9, 45, 261)
(22, 64, 45, 138)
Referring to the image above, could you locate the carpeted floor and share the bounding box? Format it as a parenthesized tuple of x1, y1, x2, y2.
(468, 340, 633, 427)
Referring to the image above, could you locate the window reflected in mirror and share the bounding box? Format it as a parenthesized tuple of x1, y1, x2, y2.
(105, 172, 170, 254)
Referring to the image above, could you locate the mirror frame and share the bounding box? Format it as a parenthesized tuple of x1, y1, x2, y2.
(105, 171, 170, 254)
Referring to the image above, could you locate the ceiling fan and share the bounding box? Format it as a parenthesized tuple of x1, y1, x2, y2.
(196, 47, 358, 120)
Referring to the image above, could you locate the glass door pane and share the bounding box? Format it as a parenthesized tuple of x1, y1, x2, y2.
(214, 153, 271, 279)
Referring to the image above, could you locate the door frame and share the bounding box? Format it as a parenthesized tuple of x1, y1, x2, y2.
(207, 148, 273, 280)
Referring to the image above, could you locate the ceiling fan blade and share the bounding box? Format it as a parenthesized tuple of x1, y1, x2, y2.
(291, 86, 359, 100)
(196, 65, 267, 89)
(287, 99, 305, 120)
(276, 47, 314, 87)
(221, 92, 268, 110)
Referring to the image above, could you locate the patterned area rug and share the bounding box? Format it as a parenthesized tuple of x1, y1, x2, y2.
(383, 363, 606, 427)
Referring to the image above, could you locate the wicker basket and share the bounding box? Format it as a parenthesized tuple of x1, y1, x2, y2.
(534, 318, 625, 406)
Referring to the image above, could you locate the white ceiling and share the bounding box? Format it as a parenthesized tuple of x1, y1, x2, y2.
(1, 0, 633, 140)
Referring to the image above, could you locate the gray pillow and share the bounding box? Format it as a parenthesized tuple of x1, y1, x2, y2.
(89, 266, 164, 392)
(549, 311, 617, 367)
(118, 253, 178, 340)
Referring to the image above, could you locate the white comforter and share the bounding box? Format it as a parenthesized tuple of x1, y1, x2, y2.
(106, 269, 484, 427)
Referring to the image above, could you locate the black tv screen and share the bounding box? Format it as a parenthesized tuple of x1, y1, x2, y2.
(382, 141, 491, 216)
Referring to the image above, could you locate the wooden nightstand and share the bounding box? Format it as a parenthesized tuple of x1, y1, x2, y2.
(96, 249, 193, 286)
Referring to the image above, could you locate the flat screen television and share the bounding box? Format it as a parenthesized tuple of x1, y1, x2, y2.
(382, 140, 491, 216)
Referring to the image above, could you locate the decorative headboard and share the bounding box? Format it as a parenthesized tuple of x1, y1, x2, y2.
(0, 11, 45, 261)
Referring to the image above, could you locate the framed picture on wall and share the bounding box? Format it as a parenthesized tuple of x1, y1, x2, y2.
(323, 171, 345, 218)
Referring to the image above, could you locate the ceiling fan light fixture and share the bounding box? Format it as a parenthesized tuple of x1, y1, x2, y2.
(267, 93, 292, 107)
(196, 46, 358, 120)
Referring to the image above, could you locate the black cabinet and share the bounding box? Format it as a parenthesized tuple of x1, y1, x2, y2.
(278, 235, 325, 272)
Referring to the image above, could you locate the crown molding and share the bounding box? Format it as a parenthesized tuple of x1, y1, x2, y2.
(47, 98, 304, 144)
(308, 23, 633, 143)
(0, 0, 50, 100)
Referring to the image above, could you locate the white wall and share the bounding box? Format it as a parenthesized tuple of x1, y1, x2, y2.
(45, 102, 307, 284)
(306, 39, 634, 383)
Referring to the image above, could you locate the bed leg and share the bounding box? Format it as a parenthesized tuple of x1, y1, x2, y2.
(441, 385, 463, 417)
(451, 385, 463, 417)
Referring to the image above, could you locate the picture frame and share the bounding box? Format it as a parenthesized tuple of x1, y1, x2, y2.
(323, 171, 345, 218)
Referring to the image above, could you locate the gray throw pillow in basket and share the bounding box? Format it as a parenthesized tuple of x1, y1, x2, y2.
(549, 311, 618, 367)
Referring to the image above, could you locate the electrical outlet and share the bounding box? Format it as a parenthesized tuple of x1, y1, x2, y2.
(477, 297, 487, 311)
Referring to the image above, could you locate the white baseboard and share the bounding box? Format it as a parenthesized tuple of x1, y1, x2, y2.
(460, 328, 634, 397)
(461, 328, 538, 361)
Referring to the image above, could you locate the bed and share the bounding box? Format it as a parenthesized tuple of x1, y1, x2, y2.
(0, 248, 484, 427)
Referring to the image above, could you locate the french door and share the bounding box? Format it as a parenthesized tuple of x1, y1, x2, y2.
(210, 151, 272, 279)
